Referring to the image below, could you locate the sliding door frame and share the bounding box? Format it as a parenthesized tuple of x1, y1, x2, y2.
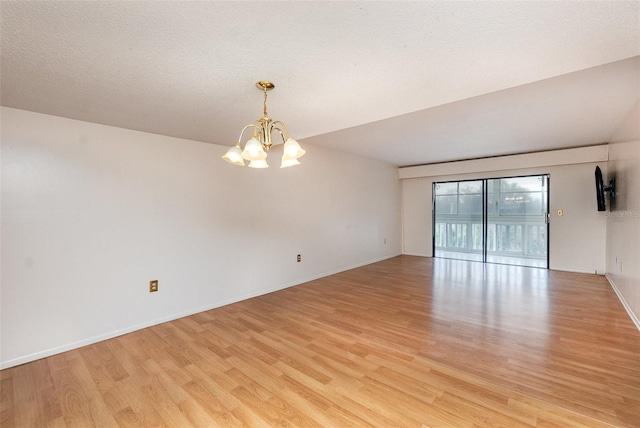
(432, 174, 550, 269)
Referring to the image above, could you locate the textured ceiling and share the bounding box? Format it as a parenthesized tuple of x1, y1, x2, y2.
(1, 1, 639, 166)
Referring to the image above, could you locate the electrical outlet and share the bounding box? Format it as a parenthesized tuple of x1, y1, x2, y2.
(149, 280, 158, 292)
(297, 254, 301, 263)
(557, 209, 563, 216)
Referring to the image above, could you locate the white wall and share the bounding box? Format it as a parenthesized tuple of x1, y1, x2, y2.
(401, 148, 608, 274)
(0, 107, 402, 368)
(606, 101, 640, 328)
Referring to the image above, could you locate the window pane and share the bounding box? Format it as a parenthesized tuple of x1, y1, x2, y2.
(499, 192, 544, 216)
(525, 193, 543, 215)
(472, 224, 483, 250)
(459, 181, 482, 194)
(496, 224, 522, 252)
(528, 225, 547, 255)
(487, 224, 496, 251)
(435, 182, 458, 195)
(435, 195, 457, 215)
(501, 176, 543, 192)
(434, 223, 445, 247)
(499, 193, 526, 215)
(458, 194, 482, 215)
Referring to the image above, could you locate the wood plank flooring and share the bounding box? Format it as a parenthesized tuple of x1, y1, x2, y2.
(2, 256, 640, 427)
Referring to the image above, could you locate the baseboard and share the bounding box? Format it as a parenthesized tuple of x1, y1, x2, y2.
(0, 253, 401, 370)
(401, 252, 432, 258)
(549, 267, 602, 275)
(606, 273, 640, 332)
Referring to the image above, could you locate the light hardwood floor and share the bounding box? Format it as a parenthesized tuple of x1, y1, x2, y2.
(2, 256, 640, 427)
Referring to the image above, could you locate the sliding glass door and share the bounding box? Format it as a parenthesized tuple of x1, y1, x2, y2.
(433, 175, 549, 268)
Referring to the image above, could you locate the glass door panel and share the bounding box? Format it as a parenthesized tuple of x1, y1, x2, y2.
(433, 180, 484, 262)
(486, 176, 548, 267)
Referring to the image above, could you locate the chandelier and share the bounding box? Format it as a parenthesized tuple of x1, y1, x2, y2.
(221, 81, 305, 168)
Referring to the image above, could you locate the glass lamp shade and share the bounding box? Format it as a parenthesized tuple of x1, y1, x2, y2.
(248, 159, 269, 168)
(280, 157, 300, 168)
(282, 138, 305, 160)
(221, 144, 245, 166)
(241, 138, 267, 160)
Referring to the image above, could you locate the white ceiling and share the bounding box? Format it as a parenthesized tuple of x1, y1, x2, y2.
(1, 1, 639, 167)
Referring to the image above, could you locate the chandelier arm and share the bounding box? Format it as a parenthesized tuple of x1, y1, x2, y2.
(251, 120, 264, 139)
(270, 121, 291, 139)
(237, 124, 255, 143)
(272, 127, 287, 144)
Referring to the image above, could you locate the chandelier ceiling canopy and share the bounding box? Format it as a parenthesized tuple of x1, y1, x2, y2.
(222, 81, 305, 169)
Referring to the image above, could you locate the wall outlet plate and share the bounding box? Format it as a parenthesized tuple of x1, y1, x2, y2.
(297, 254, 301, 263)
(150, 280, 158, 292)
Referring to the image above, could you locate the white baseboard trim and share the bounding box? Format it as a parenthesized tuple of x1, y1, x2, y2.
(0, 253, 401, 370)
(605, 273, 640, 332)
(549, 268, 601, 275)
(401, 252, 432, 258)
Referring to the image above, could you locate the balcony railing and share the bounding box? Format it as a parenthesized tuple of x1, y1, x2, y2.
(434, 216, 547, 260)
